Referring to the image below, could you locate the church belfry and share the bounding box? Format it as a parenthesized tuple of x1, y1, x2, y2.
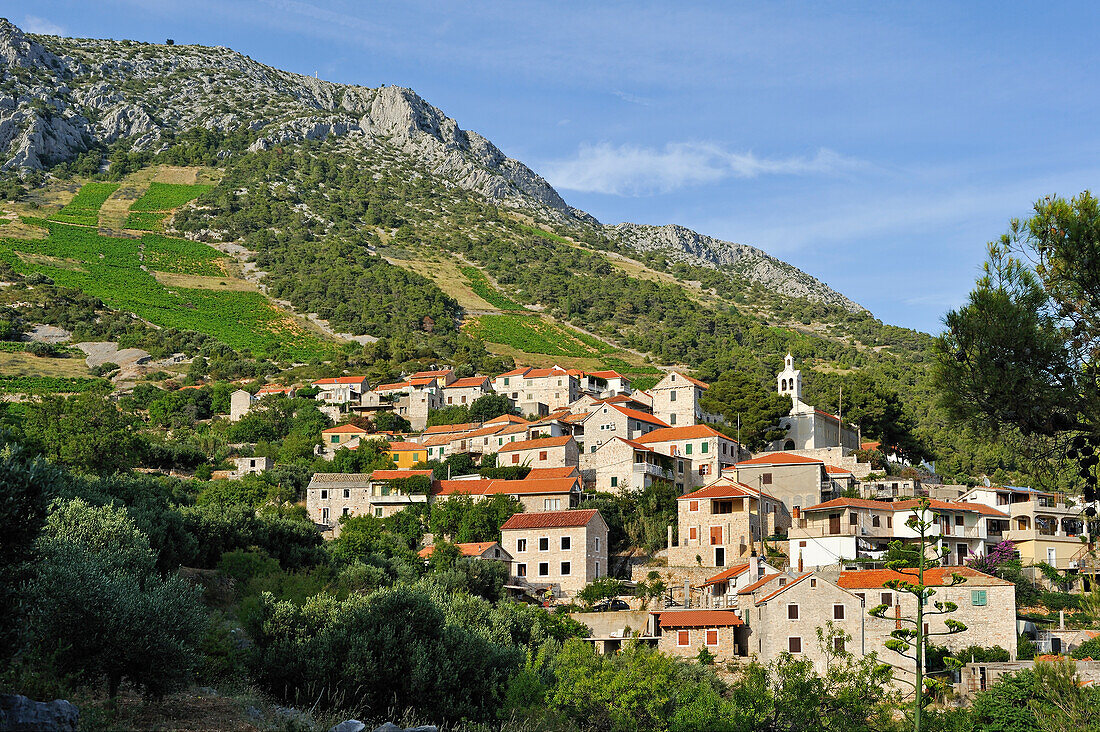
(777, 353, 802, 400)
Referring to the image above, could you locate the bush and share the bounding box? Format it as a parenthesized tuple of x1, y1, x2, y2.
(217, 549, 280, 587)
(1018, 634, 1037, 661)
(1040, 591, 1080, 611)
(1071, 635, 1100, 660)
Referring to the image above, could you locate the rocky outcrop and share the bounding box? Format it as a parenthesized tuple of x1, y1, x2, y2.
(613, 222, 866, 312)
(0, 694, 79, 732)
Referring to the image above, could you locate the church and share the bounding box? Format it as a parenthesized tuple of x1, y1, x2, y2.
(769, 354, 859, 451)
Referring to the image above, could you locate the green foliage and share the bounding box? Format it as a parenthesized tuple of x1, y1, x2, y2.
(0, 376, 107, 394)
(178, 503, 325, 569)
(140, 233, 225, 276)
(461, 266, 526, 310)
(576, 577, 627, 607)
(426, 392, 518, 427)
(428, 494, 522, 543)
(578, 481, 678, 554)
(216, 549, 280, 588)
(373, 410, 412, 433)
(123, 210, 167, 231)
(1017, 634, 1037, 661)
(699, 369, 791, 449)
(22, 391, 143, 473)
(50, 182, 118, 226)
(1070, 634, 1100, 660)
(23, 498, 206, 698)
(129, 182, 212, 211)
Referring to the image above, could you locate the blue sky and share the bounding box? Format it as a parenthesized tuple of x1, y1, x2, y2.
(14, 2, 1100, 334)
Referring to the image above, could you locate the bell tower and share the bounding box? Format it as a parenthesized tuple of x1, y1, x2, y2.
(777, 353, 801, 400)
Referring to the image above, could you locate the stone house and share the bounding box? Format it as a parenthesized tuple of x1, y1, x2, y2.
(312, 376, 370, 406)
(696, 557, 782, 609)
(576, 403, 669, 453)
(305, 469, 434, 526)
(322, 423, 369, 449)
(497, 435, 580, 469)
(409, 369, 456, 387)
(515, 366, 582, 413)
(256, 384, 296, 399)
(668, 478, 785, 568)
(229, 388, 255, 422)
(653, 609, 746, 662)
(442, 376, 492, 406)
(394, 387, 443, 431)
(580, 437, 679, 494)
(729, 452, 832, 515)
(637, 425, 747, 488)
(501, 509, 610, 598)
(836, 567, 1018, 678)
(582, 370, 632, 398)
(490, 366, 531, 400)
(648, 371, 722, 427)
(740, 572, 867, 673)
(233, 455, 273, 475)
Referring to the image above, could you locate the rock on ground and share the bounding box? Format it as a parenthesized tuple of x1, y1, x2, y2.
(0, 694, 79, 732)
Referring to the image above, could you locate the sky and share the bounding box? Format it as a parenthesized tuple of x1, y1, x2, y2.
(13, 1, 1100, 334)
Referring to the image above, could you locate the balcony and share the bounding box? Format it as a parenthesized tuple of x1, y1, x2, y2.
(633, 462, 674, 480)
(1005, 528, 1086, 543)
(789, 523, 894, 539)
(1007, 500, 1080, 519)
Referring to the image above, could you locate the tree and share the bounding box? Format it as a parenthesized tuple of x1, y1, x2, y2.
(373, 411, 412, 433)
(468, 393, 518, 422)
(699, 370, 791, 450)
(868, 498, 968, 732)
(23, 391, 143, 473)
(24, 499, 205, 698)
(576, 577, 627, 607)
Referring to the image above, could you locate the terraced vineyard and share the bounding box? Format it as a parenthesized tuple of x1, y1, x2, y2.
(460, 266, 525, 310)
(124, 211, 168, 231)
(141, 234, 225, 276)
(130, 182, 212, 211)
(49, 182, 119, 226)
(464, 314, 614, 358)
(0, 220, 335, 360)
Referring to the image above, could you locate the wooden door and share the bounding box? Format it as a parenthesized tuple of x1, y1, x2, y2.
(829, 514, 841, 535)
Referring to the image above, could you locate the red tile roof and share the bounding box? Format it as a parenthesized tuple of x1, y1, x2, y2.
(434, 479, 495, 495)
(891, 499, 978, 513)
(410, 369, 453, 379)
(418, 541, 499, 559)
(371, 469, 434, 480)
(485, 414, 529, 425)
(257, 385, 294, 394)
(680, 480, 772, 502)
(374, 381, 411, 391)
(963, 502, 1010, 517)
(387, 441, 426, 451)
(755, 573, 813, 604)
(525, 467, 580, 480)
(608, 404, 669, 426)
(738, 573, 784, 595)
(837, 567, 1011, 589)
(313, 376, 369, 385)
(494, 367, 531, 378)
(804, 497, 892, 512)
(500, 509, 601, 530)
(423, 422, 479, 434)
(445, 376, 489, 389)
(407, 376, 438, 386)
(656, 610, 742, 628)
(434, 478, 579, 496)
(735, 452, 824, 467)
(323, 424, 369, 434)
(701, 563, 752, 587)
(825, 464, 854, 475)
(421, 435, 454, 447)
(636, 425, 728, 443)
(497, 435, 574, 453)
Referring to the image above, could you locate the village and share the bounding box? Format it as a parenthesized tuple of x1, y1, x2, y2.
(222, 354, 1100, 696)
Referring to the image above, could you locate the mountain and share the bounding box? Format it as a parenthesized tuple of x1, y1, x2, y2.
(0, 18, 860, 312)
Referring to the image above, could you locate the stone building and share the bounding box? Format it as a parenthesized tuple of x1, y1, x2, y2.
(575, 403, 669, 452)
(637, 425, 747, 489)
(229, 389, 254, 422)
(653, 609, 746, 661)
(667, 478, 786, 568)
(580, 436, 680, 494)
(648, 371, 722, 427)
(729, 452, 832, 515)
(501, 509, 609, 598)
(432, 475, 581, 513)
(305, 469, 434, 526)
(497, 435, 580, 469)
(770, 354, 859, 451)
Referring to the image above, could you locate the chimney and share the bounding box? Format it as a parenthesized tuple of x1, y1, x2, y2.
(748, 554, 760, 579)
(684, 579, 691, 609)
(668, 524, 674, 550)
(798, 553, 803, 573)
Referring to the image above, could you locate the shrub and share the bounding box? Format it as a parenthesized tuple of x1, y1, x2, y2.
(1070, 635, 1100, 660)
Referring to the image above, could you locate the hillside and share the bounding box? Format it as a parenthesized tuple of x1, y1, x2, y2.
(0, 19, 1020, 480)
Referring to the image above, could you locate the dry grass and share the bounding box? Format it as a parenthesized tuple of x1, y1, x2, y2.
(152, 272, 255, 291)
(0, 352, 91, 378)
(15, 252, 88, 271)
(154, 166, 220, 185)
(383, 250, 497, 311)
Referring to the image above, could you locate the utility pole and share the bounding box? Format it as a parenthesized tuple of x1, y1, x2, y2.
(737, 412, 741, 448)
(838, 385, 843, 448)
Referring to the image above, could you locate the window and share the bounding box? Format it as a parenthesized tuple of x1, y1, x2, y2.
(322, 507, 329, 522)
(595, 561, 601, 577)
(517, 539, 528, 552)
(677, 630, 690, 646)
(561, 536, 571, 550)
(539, 537, 549, 551)
(887, 516, 893, 528)
(689, 500, 699, 512)
(320, 489, 328, 499)
(833, 636, 845, 653)
(503, 377, 510, 386)
(685, 443, 693, 455)
(374, 507, 383, 517)
(670, 391, 677, 402)
(833, 604, 845, 620)
(670, 414, 677, 424)
(955, 515, 964, 527)
(516, 563, 527, 577)
(595, 537, 601, 552)
(778, 577, 786, 586)
(850, 513, 858, 526)
(689, 527, 698, 541)
(342, 507, 349, 516)
(810, 578, 817, 588)
(511, 454, 519, 464)
(762, 473, 773, 485)
(881, 592, 893, 606)
(343, 489, 350, 499)
(705, 629, 719, 646)
(538, 562, 549, 576)
(544, 499, 560, 510)
(788, 637, 802, 654)
(872, 515, 881, 527)
(539, 451, 548, 461)
(611, 476, 618, 488)
(788, 604, 799, 619)
(701, 442, 709, 454)
(560, 561, 571, 575)
(331, 435, 339, 444)
(971, 590, 987, 606)
(855, 592, 865, 603)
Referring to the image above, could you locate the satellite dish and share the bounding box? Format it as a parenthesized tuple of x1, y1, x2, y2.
(983, 477, 991, 487)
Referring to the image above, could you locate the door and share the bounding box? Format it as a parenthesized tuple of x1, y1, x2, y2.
(714, 547, 725, 567)
(829, 513, 841, 535)
(1048, 547, 1057, 565)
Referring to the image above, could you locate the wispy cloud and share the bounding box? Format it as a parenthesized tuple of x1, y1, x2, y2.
(23, 15, 65, 35)
(612, 90, 654, 106)
(542, 141, 862, 196)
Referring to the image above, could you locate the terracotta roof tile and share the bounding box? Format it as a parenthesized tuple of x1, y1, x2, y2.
(636, 425, 728, 443)
(387, 441, 426, 451)
(418, 541, 499, 559)
(312, 376, 369, 386)
(500, 509, 601, 530)
(701, 563, 751, 587)
(445, 376, 489, 389)
(525, 467, 580, 479)
(804, 497, 892, 511)
(370, 469, 434, 480)
(837, 567, 1011, 589)
(323, 424, 369, 434)
(423, 422, 479, 435)
(738, 572, 783, 595)
(497, 435, 574, 453)
(735, 452, 824, 467)
(681, 479, 776, 502)
(755, 573, 813, 604)
(656, 610, 742, 628)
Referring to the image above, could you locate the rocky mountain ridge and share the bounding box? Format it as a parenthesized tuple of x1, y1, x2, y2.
(0, 18, 862, 312)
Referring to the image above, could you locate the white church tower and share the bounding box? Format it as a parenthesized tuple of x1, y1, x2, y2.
(777, 352, 802, 401)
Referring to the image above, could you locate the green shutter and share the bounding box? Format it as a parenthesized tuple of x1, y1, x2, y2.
(971, 590, 987, 606)
(686, 444, 693, 455)
(701, 441, 709, 454)
(611, 476, 618, 487)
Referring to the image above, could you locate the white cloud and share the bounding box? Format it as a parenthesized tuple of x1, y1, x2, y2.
(542, 142, 862, 196)
(612, 90, 654, 106)
(22, 15, 65, 35)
